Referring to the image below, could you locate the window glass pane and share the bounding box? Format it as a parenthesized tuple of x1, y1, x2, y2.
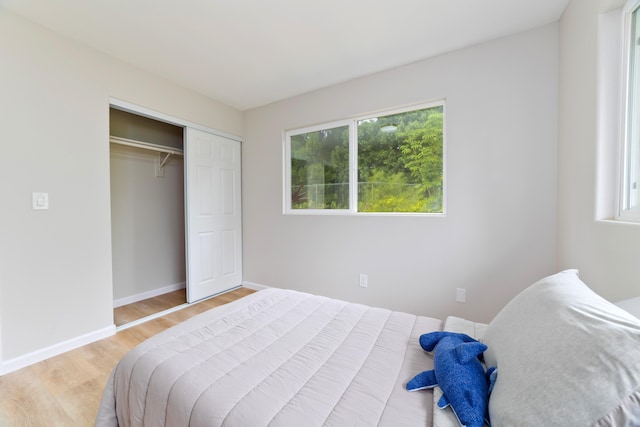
(290, 125, 350, 209)
(626, 6, 640, 211)
(357, 106, 444, 213)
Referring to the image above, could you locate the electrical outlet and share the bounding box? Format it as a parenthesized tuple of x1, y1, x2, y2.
(32, 192, 49, 210)
(359, 274, 368, 288)
(456, 288, 466, 303)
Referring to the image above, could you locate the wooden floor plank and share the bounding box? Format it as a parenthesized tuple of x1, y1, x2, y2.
(113, 288, 187, 326)
(56, 377, 106, 426)
(32, 351, 102, 397)
(0, 368, 74, 426)
(0, 287, 255, 426)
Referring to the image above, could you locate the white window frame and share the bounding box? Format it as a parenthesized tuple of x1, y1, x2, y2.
(618, 0, 640, 221)
(283, 100, 447, 216)
(283, 119, 352, 214)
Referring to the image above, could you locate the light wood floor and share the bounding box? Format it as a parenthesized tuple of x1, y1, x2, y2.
(0, 287, 255, 426)
(113, 288, 187, 326)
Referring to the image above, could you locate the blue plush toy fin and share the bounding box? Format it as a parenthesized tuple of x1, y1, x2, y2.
(419, 331, 478, 352)
(418, 332, 446, 351)
(455, 341, 488, 364)
(406, 369, 437, 391)
(437, 393, 450, 409)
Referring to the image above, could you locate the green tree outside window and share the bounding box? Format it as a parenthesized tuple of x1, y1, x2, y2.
(287, 103, 444, 214)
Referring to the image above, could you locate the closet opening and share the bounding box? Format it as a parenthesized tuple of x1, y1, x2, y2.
(109, 107, 186, 327)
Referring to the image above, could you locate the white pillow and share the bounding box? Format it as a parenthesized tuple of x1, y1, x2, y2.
(483, 270, 640, 426)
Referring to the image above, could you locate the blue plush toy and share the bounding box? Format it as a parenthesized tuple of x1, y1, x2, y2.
(406, 331, 495, 427)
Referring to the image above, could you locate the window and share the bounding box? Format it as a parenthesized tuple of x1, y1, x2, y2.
(284, 102, 445, 215)
(620, 1, 640, 220)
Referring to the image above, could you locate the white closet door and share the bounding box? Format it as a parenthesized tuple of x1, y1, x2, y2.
(185, 128, 242, 302)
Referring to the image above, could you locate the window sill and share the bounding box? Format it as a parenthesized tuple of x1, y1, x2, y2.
(596, 218, 640, 226)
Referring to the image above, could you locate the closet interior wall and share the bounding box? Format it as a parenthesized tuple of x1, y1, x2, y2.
(109, 108, 186, 307)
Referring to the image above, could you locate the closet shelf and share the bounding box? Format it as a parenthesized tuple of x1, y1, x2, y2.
(109, 136, 184, 156)
(110, 136, 183, 171)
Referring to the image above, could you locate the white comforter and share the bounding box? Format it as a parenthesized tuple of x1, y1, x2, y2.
(96, 288, 441, 427)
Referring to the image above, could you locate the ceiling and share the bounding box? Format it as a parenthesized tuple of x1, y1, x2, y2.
(0, 0, 569, 111)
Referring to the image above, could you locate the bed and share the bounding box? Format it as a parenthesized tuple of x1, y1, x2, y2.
(96, 270, 640, 427)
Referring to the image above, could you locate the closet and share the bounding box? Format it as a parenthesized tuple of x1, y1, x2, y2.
(109, 103, 243, 328)
(110, 108, 187, 324)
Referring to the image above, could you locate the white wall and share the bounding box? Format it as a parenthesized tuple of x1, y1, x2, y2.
(243, 24, 559, 323)
(0, 10, 242, 368)
(557, 0, 640, 301)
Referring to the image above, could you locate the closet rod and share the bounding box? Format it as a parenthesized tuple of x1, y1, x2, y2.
(109, 136, 184, 156)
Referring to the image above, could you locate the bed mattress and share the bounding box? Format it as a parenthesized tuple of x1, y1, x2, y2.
(96, 288, 442, 427)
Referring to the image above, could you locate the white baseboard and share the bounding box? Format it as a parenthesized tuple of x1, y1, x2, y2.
(0, 325, 116, 376)
(242, 281, 272, 291)
(113, 281, 186, 308)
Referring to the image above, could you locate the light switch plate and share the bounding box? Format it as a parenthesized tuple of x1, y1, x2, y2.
(359, 274, 368, 288)
(32, 192, 49, 210)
